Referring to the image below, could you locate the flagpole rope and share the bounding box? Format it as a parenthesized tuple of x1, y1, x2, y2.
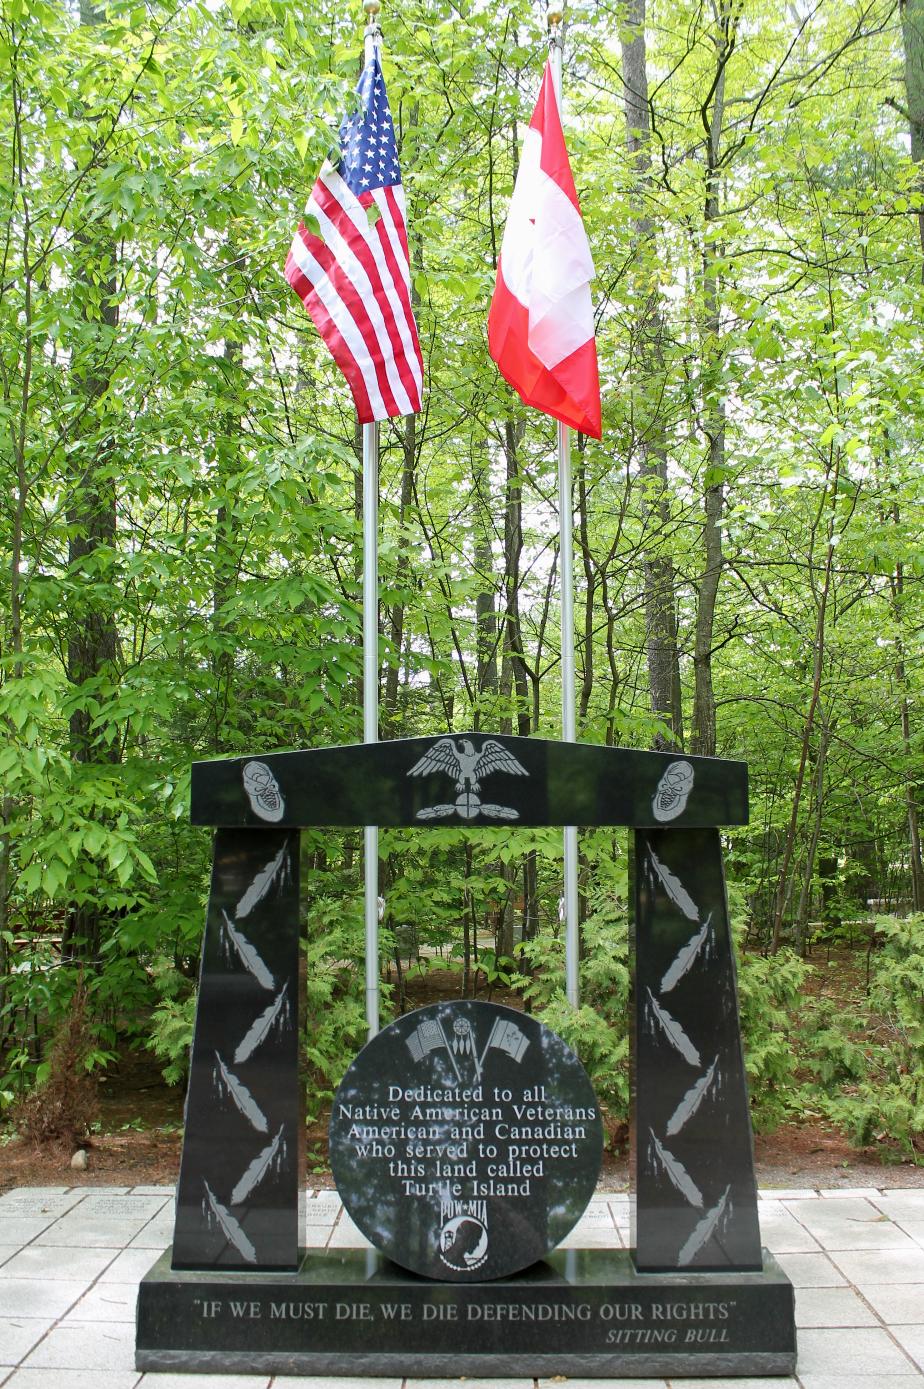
(363, 0, 383, 1038)
(548, 6, 581, 1011)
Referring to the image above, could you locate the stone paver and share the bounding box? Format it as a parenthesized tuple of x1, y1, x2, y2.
(33, 1217, 154, 1249)
(791, 1197, 918, 1250)
(798, 1378, 924, 1389)
(559, 1225, 624, 1247)
(0, 1319, 56, 1367)
(755, 1201, 822, 1253)
(326, 1212, 370, 1248)
(796, 1326, 919, 1376)
(136, 1377, 270, 1388)
(126, 1221, 174, 1250)
(794, 1285, 878, 1327)
(2, 1374, 142, 1389)
(61, 1282, 139, 1323)
(97, 1249, 163, 1284)
(538, 1380, 668, 1388)
(0, 1246, 116, 1282)
(870, 1194, 924, 1221)
(819, 1187, 885, 1199)
(773, 1251, 848, 1286)
(858, 1282, 924, 1324)
(0, 1280, 89, 1320)
(21, 1323, 137, 1372)
(893, 1327, 924, 1373)
(668, 1381, 800, 1388)
(0, 1188, 70, 1202)
(0, 1194, 84, 1219)
(406, 1381, 533, 1389)
(830, 1247, 924, 1285)
(270, 1380, 402, 1389)
(1, 1182, 924, 1385)
(757, 1187, 817, 1199)
(0, 1220, 57, 1246)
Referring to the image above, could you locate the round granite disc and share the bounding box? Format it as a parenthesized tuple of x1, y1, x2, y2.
(329, 1000, 603, 1281)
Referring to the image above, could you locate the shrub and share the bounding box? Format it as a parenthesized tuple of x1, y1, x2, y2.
(815, 914, 924, 1159)
(13, 976, 101, 1151)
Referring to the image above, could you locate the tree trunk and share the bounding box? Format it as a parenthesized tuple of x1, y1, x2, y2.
(384, 411, 417, 731)
(576, 443, 596, 724)
(208, 334, 244, 752)
(901, 0, 924, 261)
(691, 7, 735, 755)
(620, 0, 683, 750)
(473, 444, 499, 729)
(500, 418, 531, 737)
(891, 556, 924, 911)
(62, 0, 122, 965)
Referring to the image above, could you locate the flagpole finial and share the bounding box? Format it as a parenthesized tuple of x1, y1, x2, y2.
(363, 0, 382, 59)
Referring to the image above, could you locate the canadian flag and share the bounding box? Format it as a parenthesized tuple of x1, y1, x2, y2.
(488, 62, 601, 439)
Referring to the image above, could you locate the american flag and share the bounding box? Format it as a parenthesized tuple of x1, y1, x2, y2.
(406, 1017, 448, 1063)
(285, 50, 423, 424)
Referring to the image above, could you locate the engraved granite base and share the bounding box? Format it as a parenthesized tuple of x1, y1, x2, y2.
(136, 1245, 796, 1378)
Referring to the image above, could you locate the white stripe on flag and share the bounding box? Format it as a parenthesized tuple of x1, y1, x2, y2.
(287, 234, 389, 421)
(309, 172, 415, 417)
(371, 188, 423, 398)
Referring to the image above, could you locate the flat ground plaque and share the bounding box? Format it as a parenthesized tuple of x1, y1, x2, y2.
(328, 1000, 603, 1281)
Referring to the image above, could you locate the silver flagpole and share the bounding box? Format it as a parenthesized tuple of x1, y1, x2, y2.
(548, 7, 580, 1009)
(363, 0, 382, 1037)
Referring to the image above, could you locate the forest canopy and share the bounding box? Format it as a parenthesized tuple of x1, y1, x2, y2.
(0, 0, 922, 1153)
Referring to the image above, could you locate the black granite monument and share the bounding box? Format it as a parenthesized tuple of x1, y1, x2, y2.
(136, 734, 797, 1377)
(329, 999, 603, 1281)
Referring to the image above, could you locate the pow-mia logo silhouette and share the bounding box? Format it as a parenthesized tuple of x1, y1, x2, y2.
(408, 737, 528, 821)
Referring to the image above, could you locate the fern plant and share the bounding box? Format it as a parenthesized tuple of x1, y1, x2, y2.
(815, 914, 924, 1160)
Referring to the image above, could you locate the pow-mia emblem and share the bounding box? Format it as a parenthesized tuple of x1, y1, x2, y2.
(408, 737, 528, 821)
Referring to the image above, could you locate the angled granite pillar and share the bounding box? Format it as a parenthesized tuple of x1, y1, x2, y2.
(630, 826, 762, 1272)
(172, 827, 304, 1271)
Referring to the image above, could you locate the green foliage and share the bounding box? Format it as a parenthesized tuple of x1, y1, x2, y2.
(0, 0, 921, 1167)
(735, 948, 810, 1130)
(146, 959, 199, 1087)
(515, 849, 631, 1132)
(301, 865, 372, 1147)
(812, 916, 924, 1159)
(11, 976, 104, 1149)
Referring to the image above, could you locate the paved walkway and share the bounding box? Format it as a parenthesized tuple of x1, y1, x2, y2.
(1, 1184, 923, 1388)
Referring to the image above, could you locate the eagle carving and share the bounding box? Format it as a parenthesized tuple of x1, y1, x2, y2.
(407, 738, 529, 821)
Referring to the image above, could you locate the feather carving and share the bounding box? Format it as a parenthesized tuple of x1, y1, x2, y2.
(231, 1125, 286, 1205)
(203, 1180, 256, 1263)
(647, 988, 701, 1067)
(415, 804, 457, 821)
(666, 1056, 719, 1137)
(648, 1129, 703, 1209)
(221, 911, 274, 991)
(648, 849, 700, 921)
(678, 1185, 731, 1266)
(234, 983, 289, 1065)
(661, 914, 713, 993)
(214, 1052, 268, 1134)
(236, 843, 289, 920)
